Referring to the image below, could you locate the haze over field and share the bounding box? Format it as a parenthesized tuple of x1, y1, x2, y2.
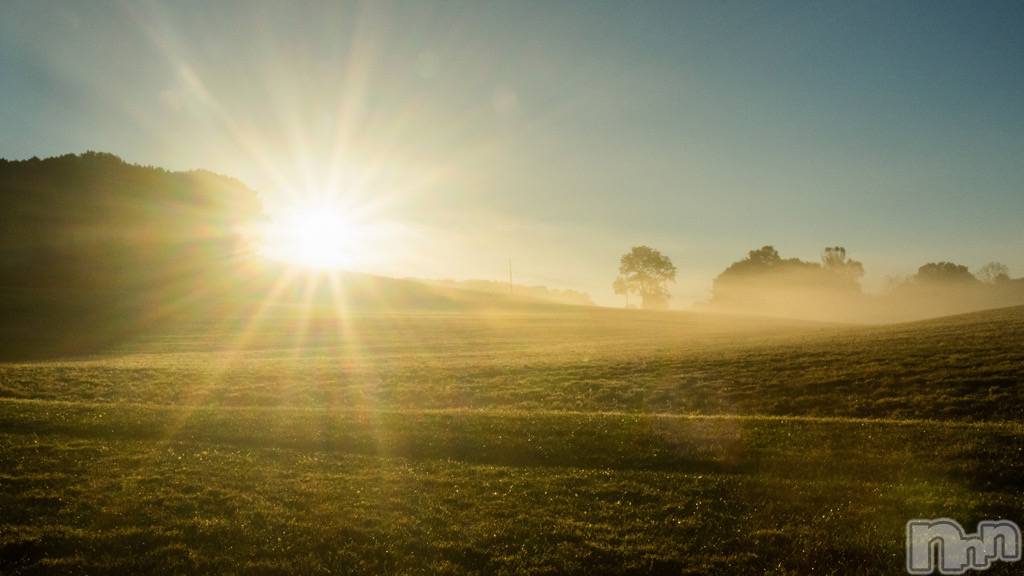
(1, 2, 1023, 575)
(1, 152, 1021, 348)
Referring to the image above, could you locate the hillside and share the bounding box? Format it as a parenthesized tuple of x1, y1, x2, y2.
(4, 301, 1021, 420)
(1, 302, 1022, 574)
(0, 153, 264, 353)
(0, 153, 591, 358)
(2, 154, 1021, 573)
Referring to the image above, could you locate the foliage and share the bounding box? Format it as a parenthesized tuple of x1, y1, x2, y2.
(0, 152, 265, 351)
(708, 245, 866, 319)
(914, 261, 978, 284)
(821, 245, 865, 281)
(978, 262, 1011, 284)
(706, 247, 1024, 322)
(714, 245, 862, 289)
(613, 246, 676, 310)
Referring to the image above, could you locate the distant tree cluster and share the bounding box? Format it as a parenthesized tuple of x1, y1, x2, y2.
(696, 243, 1021, 321)
(904, 261, 1014, 286)
(913, 261, 977, 284)
(709, 245, 864, 311)
(607, 239, 1021, 321)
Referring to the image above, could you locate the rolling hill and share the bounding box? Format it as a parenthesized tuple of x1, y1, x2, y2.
(1, 153, 1022, 574)
(0, 152, 592, 358)
(1, 302, 1022, 574)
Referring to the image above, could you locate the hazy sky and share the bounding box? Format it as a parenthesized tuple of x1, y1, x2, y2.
(2, 1, 1022, 305)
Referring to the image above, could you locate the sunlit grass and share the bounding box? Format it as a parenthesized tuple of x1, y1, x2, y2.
(1, 305, 1022, 574)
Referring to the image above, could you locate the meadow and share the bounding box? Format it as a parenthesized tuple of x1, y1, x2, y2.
(2, 304, 1023, 574)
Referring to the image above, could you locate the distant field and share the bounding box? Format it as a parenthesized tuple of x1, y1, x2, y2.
(2, 305, 1023, 574)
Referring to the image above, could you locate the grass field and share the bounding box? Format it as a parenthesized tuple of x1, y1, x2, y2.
(2, 304, 1023, 574)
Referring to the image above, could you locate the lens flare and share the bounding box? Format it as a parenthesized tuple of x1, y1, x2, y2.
(262, 203, 362, 269)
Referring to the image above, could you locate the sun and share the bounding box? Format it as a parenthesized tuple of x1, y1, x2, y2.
(261, 202, 361, 269)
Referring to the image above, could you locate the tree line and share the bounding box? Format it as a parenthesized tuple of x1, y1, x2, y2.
(614, 244, 1021, 319)
(0, 152, 265, 356)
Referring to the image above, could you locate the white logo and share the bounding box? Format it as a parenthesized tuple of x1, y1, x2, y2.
(906, 518, 1021, 574)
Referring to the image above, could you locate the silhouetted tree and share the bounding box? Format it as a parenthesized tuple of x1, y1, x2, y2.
(746, 245, 784, 267)
(613, 246, 676, 310)
(977, 262, 1010, 284)
(715, 246, 817, 278)
(914, 262, 977, 284)
(713, 246, 814, 288)
(821, 246, 864, 281)
(708, 245, 867, 319)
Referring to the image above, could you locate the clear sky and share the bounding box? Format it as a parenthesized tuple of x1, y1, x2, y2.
(2, 1, 1022, 305)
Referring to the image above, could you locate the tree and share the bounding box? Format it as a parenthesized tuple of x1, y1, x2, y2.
(914, 262, 977, 284)
(821, 246, 864, 282)
(713, 245, 820, 286)
(709, 245, 866, 315)
(613, 246, 676, 310)
(612, 276, 630, 307)
(746, 245, 784, 267)
(977, 262, 1010, 284)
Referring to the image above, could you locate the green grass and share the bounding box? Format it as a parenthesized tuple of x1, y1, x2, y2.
(2, 305, 1023, 574)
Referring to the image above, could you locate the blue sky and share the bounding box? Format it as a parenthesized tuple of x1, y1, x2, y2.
(1, 1, 1022, 304)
